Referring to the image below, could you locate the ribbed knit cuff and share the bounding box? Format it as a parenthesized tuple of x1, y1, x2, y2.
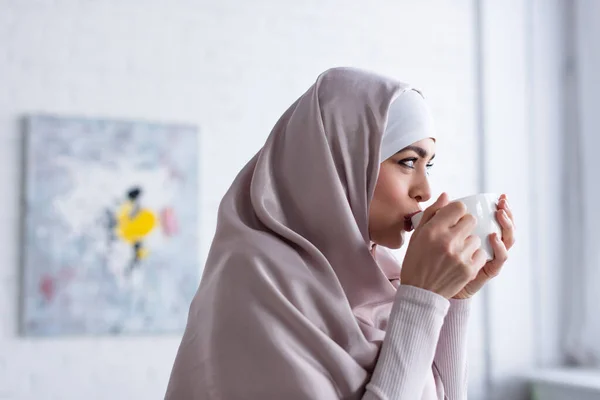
(365, 285, 449, 399)
(433, 298, 472, 399)
(447, 298, 471, 315)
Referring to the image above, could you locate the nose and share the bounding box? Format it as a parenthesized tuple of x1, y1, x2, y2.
(411, 173, 432, 203)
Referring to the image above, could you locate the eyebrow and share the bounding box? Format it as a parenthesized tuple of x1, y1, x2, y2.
(397, 145, 436, 160)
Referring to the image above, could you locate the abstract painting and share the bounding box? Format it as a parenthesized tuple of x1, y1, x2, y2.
(21, 115, 200, 336)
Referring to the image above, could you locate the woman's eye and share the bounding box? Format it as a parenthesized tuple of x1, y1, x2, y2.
(426, 163, 434, 175)
(397, 158, 434, 173)
(398, 158, 417, 168)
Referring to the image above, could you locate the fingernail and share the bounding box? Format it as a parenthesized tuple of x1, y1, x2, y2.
(496, 233, 501, 242)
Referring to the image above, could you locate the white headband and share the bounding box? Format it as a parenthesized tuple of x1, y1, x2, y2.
(380, 89, 436, 162)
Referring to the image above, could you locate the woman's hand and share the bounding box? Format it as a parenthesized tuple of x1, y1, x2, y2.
(452, 194, 516, 299)
(400, 193, 488, 299)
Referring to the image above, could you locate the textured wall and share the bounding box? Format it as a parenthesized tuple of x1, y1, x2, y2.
(0, 1, 479, 399)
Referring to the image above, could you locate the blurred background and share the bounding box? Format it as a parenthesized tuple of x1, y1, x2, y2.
(1, 0, 599, 399)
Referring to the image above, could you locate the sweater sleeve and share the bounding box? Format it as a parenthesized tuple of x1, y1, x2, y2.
(432, 298, 471, 399)
(362, 285, 450, 400)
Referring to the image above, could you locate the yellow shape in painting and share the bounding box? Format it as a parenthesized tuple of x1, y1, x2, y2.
(136, 246, 150, 260)
(115, 202, 158, 244)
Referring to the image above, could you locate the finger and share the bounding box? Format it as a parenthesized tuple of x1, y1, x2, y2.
(483, 233, 508, 277)
(419, 192, 450, 226)
(497, 197, 515, 227)
(462, 234, 482, 259)
(471, 248, 487, 273)
(452, 213, 478, 239)
(497, 209, 515, 249)
(461, 259, 490, 295)
(432, 201, 468, 227)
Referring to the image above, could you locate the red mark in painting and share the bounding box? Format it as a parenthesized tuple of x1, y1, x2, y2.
(160, 207, 179, 236)
(39, 275, 56, 303)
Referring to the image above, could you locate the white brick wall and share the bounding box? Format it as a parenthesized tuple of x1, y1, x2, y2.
(0, 1, 484, 399)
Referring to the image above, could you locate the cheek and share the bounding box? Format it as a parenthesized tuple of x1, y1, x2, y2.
(371, 168, 408, 218)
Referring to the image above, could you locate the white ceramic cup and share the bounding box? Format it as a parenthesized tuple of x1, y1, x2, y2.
(410, 193, 501, 261)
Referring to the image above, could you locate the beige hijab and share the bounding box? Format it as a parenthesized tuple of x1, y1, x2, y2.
(166, 68, 433, 399)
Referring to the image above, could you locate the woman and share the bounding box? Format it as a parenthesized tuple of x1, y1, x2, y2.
(165, 67, 515, 399)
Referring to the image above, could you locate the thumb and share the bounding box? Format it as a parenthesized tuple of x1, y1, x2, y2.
(419, 192, 450, 227)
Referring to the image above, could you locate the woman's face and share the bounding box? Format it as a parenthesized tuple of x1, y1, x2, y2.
(368, 138, 436, 249)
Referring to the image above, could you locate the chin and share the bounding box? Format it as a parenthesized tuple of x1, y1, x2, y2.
(379, 232, 406, 250)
